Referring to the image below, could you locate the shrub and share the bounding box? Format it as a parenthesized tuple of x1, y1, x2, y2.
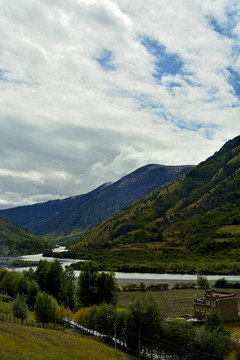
(197, 275, 209, 289)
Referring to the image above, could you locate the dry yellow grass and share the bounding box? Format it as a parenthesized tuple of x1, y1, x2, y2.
(0, 321, 137, 360)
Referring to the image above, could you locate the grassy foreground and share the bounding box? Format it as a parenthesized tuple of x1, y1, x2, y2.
(0, 321, 137, 360)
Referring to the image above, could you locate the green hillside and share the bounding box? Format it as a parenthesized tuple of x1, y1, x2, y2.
(0, 216, 49, 255)
(70, 135, 240, 272)
(0, 164, 191, 243)
(0, 321, 137, 360)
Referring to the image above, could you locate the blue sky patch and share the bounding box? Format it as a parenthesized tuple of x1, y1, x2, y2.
(207, 16, 234, 38)
(227, 67, 240, 97)
(207, 5, 239, 39)
(176, 121, 218, 139)
(141, 37, 184, 82)
(177, 120, 202, 132)
(96, 49, 115, 71)
(0, 70, 8, 82)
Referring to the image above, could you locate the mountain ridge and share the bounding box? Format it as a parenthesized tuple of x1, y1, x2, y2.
(70, 135, 240, 266)
(0, 164, 192, 242)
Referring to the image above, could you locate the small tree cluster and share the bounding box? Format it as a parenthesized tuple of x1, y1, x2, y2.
(0, 268, 39, 306)
(77, 262, 117, 307)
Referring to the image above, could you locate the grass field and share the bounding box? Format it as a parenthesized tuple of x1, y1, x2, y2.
(0, 321, 138, 360)
(217, 225, 240, 234)
(118, 288, 240, 318)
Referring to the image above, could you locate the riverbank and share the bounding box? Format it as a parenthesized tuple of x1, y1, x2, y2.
(4, 248, 240, 289)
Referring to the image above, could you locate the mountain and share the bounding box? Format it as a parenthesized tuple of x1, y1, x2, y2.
(0, 164, 192, 242)
(0, 216, 49, 256)
(70, 136, 240, 269)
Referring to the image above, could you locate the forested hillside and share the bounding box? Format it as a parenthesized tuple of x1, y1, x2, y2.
(0, 164, 191, 242)
(70, 136, 240, 271)
(0, 216, 49, 255)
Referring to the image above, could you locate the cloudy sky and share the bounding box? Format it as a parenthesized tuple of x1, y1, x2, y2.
(0, 0, 239, 210)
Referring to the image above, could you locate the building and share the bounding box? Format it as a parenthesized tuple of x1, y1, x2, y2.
(194, 290, 239, 321)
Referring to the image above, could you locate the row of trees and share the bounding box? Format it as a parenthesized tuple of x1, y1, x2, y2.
(74, 295, 232, 359)
(0, 260, 117, 324)
(0, 261, 235, 358)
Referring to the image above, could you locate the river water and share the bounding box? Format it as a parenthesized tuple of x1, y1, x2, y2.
(7, 247, 240, 286)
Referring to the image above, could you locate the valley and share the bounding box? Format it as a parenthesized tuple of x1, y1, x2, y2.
(1, 136, 240, 275)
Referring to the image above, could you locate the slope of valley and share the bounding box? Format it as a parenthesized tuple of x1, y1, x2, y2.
(0, 216, 49, 256)
(0, 164, 191, 243)
(69, 136, 240, 273)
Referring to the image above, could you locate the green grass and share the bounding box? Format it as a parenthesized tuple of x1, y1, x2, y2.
(218, 225, 240, 234)
(0, 321, 138, 360)
(118, 288, 240, 318)
(118, 288, 203, 317)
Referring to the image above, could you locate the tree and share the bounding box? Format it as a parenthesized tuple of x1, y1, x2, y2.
(34, 291, 54, 325)
(195, 328, 231, 358)
(77, 261, 116, 307)
(59, 267, 76, 309)
(46, 260, 63, 301)
(27, 279, 39, 308)
(205, 308, 224, 332)
(162, 320, 196, 353)
(23, 267, 35, 281)
(34, 260, 50, 292)
(12, 294, 28, 323)
(1, 271, 20, 296)
(77, 261, 98, 307)
(17, 276, 30, 296)
(125, 294, 162, 357)
(214, 277, 229, 288)
(93, 303, 116, 338)
(95, 271, 117, 305)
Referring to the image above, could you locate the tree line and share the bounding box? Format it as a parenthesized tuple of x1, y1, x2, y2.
(73, 295, 232, 359)
(0, 260, 116, 325)
(0, 261, 239, 359)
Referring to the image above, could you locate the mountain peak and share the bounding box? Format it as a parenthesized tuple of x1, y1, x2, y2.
(0, 163, 191, 242)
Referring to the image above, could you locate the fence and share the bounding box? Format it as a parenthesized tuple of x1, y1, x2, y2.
(0, 311, 65, 330)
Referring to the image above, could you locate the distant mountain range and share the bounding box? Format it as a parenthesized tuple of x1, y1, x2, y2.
(70, 135, 240, 263)
(0, 164, 192, 243)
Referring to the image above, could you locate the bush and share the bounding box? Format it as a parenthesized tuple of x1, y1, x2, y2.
(197, 275, 209, 289)
(146, 284, 169, 291)
(74, 307, 94, 328)
(214, 277, 230, 288)
(173, 283, 195, 289)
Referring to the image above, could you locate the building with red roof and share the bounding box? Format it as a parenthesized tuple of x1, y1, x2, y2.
(194, 290, 238, 321)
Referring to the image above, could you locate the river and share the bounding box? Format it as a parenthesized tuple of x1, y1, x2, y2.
(7, 247, 240, 287)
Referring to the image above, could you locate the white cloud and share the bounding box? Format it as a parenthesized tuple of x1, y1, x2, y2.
(0, 0, 239, 209)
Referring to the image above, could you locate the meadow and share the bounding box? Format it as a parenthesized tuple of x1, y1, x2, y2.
(0, 320, 138, 360)
(117, 288, 240, 318)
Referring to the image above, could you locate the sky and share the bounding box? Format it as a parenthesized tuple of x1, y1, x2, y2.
(0, 0, 239, 210)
